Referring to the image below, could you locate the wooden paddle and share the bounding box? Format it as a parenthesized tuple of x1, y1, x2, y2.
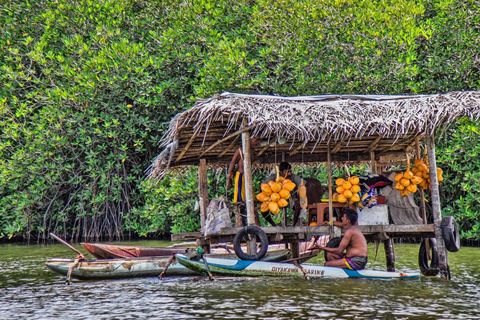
(50, 233, 85, 259)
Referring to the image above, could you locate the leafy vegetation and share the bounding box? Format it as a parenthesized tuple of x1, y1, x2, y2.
(1, 0, 480, 241)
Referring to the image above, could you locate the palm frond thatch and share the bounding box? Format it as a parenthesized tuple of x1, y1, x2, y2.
(148, 91, 480, 179)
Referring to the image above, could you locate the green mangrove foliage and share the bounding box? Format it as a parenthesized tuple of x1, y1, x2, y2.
(1, 0, 480, 241)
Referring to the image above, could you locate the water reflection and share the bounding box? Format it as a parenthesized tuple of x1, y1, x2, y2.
(1, 242, 480, 319)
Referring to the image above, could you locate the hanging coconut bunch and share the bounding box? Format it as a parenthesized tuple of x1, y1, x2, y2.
(410, 152, 444, 191)
(257, 166, 296, 215)
(333, 174, 362, 205)
(394, 154, 423, 197)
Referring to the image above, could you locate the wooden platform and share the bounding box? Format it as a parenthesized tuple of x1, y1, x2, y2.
(171, 224, 435, 245)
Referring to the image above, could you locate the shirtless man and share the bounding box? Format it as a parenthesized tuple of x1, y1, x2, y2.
(310, 208, 368, 270)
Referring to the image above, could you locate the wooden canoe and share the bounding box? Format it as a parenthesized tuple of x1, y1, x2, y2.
(80, 242, 183, 259)
(46, 249, 292, 280)
(80, 242, 304, 260)
(46, 256, 195, 279)
(175, 254, 421, 279)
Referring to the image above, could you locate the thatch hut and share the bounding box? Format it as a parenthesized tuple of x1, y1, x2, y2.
(148, 91, 480, 279)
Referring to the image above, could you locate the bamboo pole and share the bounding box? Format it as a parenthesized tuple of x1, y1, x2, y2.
(426, 129, 450, 280)
(198, 158, 208, 230)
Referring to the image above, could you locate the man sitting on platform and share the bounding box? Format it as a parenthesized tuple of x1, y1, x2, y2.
(308, 208, 368, 270)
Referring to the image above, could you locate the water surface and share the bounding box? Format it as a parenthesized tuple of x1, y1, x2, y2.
(1, 241, 479, 319)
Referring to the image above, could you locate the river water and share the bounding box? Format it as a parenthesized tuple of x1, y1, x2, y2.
(1, 240, 479, 319)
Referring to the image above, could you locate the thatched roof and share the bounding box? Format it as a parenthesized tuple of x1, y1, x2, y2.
(147, 91, 480, 179)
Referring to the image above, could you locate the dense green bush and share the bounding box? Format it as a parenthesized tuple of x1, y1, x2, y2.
(1, 0, 480, 241)
(436, 118, 480, 240)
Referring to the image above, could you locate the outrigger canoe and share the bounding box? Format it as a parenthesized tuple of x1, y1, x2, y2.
(80, 242, 316, 261)
(175, 254, 421, 279)
(46, 249, 292, 280)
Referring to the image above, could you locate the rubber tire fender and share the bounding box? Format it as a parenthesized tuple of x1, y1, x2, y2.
(324, 237, 342, 261)
(418, 238, 439, 276)
(441, 216, 460, 252)
(233, 226, 269, 260)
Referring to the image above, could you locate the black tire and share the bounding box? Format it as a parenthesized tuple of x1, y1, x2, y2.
(233, 226, 269, 260)
(441, 216, 460, 252)
(419, 238, 439, 276)
(324, 237, 342, 261)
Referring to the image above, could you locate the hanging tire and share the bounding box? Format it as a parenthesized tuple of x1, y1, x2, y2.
(324, 237, 342, 261)
(233, 226, 269, 260)
(418, 238, 439, 276)
(441, 216, 460, 252)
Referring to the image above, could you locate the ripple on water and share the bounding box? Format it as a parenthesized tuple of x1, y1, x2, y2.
(2, 243, 480, 319)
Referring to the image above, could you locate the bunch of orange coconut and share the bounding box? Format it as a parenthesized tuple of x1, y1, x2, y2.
(394, 154, 443, 196)
(256, 170, 296, 215)
(411, 155, 444, 191)
(333, 175, 362, 204)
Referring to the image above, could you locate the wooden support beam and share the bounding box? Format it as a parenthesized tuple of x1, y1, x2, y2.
(256, 144, 270, 157)
(218, 136, 239, 158)
(376, 135, 417, 153)
(199, 125, 254, 158)
(327, 143, 333, 225)
(365, 136, 382, 153)
(406, 134, 424, 152)
(384, 238, 396, 271)
(415, 137, 428, 225)
(198, 159, 209, 230)
(176, 134, 197, 162)
(289, 143, 305, 156)
(416, 137, 430, 260)
(241, 128, 256, 226)
(426, 129, 450, 280)
(370, 151, 376, 174)
(331, 137, 347, 154)
(290, 242, 300, 259)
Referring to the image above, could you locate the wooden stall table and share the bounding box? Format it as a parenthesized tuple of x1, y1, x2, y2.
(307, 202, 350, 226)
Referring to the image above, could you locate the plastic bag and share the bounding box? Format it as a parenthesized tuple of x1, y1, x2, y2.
(204, 196, 232, 236)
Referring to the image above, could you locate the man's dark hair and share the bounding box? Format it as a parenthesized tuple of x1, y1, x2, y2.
(279, 162, 292, 172)
(345, 208, 358, 225)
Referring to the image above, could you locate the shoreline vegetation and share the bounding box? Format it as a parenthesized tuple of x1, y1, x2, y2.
(1, 0, 480, 243)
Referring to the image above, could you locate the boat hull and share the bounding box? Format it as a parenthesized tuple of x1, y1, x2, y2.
(46, 256, 195, 279)
(80, 242, 310, 261)
(80, 243, 183, 259)
(175, 254, 421, 279)
(46, 250, 292, 280)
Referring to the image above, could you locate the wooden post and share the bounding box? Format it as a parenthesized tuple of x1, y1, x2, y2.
(384, 238, 396, 271)
(198, 158, 208, 230)
(241, 130, 255, 226)
(370, 151, 376, 174)
(415, 137, 430, 260)
(415, 137, 428, 225)
(327, 144, 333, 224)
(291, 242, 300, 259)
(282, 152, 287, 226)
(426, 129, 450, 280)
